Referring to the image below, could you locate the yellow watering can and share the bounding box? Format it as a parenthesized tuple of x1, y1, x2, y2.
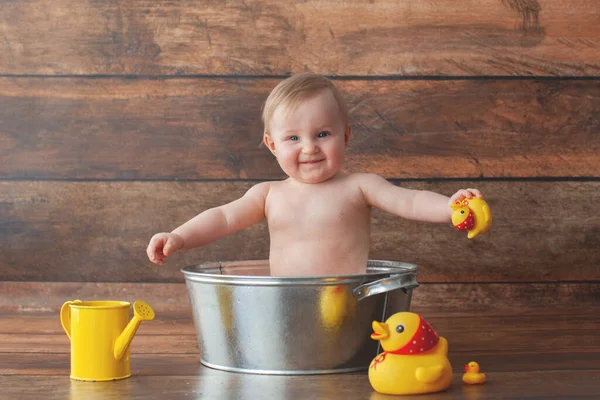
(60, 300, 155, 381)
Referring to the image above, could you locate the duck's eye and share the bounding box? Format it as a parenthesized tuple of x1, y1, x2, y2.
(460, 210, 465, 215)
(396, 324, 405, 333)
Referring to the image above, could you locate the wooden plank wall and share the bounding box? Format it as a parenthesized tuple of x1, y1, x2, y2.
(1, 1, 599, 306)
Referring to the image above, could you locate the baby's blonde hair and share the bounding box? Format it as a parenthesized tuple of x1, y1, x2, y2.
(261, 73, 348, 137)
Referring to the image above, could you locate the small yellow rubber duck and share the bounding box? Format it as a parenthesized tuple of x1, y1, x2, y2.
(451, 197, 492, 239)
(368, 312, 452, 395)
(463, 361, 486, 385)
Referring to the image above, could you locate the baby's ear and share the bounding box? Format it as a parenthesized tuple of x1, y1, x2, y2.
(263, 135, 277, 156)
(344, 125, 352, 147)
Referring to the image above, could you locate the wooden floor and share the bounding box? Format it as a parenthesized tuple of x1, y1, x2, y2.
(1, 285, 599, 399)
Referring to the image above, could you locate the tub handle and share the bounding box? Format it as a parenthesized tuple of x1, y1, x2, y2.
(353, 274, 419, 301)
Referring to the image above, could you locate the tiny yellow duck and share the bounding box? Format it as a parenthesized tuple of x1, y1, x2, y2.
(463, 361, 486, 385)
(451, 197, 492, 239)
(368, 312, 452, 395)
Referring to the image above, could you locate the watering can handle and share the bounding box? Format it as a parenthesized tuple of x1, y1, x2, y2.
(59, 300, 82, 340)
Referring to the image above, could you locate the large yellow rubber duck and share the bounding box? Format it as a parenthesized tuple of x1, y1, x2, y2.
(451, 197, 492, 239)
(368, 312, 452, 395)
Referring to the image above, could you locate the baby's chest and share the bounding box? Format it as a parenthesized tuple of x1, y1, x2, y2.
(266, 191, 367, 231)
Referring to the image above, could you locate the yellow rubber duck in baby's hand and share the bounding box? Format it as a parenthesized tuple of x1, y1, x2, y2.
(451, 196, 492, 239)
(368, 312, 452, 395)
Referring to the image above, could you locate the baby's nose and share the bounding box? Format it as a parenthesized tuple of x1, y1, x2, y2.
(302, 140, 319, 154)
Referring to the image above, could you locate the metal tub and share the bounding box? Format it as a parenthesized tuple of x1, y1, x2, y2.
(181, 260, 418, 375)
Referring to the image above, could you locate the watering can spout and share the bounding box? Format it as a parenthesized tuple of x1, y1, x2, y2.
(113, 301, 155, 360)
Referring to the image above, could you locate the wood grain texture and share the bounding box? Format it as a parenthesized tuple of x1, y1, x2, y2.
(1, 0, 599, 76)
(2, 282, 599, 315)
(1, 372, 600, 399)
(1, 370, 599, 399)
(2, 337, 599, 368)
(1, 310, 600, 399)
(3, 308, 599, 335)
(2, 77, 599, 180)
(2, 324, 597, 355)
(3, 180, 600, 282)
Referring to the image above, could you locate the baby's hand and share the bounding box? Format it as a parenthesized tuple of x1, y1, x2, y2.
(146, 232, 184, 265)
(448, 188, 483, 206)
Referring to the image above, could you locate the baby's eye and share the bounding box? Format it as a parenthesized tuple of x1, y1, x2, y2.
(288, 135, 299, 141)
(317, 131, 329, 138)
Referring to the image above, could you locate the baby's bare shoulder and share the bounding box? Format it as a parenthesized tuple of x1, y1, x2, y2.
(346, 172, 380, 181)
(259, 179, 296, 205)
(345, 173, 395, 203)
(245, 181, 272, 200)
(261, 179, 289, 194)
(346, 172, 388, 188)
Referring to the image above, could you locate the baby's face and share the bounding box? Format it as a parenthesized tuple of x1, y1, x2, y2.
(265, 89, 350, 184)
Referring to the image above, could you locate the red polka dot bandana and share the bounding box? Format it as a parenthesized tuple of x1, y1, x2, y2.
(389, 315, 440, 355)
(454, 200, 475, 231)
(370, 315, 441, 370)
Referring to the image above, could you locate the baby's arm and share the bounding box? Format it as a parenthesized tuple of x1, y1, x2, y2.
(147, 182, 269, 264)
(358, 174, 479, 223)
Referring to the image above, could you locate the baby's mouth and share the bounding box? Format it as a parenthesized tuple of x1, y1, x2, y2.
(300, 159, 324, 164)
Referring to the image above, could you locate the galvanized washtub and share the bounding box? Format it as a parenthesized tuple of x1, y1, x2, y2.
(181, 260, 418, 375)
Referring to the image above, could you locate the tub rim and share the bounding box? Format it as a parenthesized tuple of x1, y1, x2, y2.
(181, 259, 417, 286)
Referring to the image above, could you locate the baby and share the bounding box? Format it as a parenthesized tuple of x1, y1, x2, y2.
(147, 73, 483, 276)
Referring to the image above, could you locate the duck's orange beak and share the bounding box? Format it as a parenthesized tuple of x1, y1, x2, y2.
(371, 321, 389, 341)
